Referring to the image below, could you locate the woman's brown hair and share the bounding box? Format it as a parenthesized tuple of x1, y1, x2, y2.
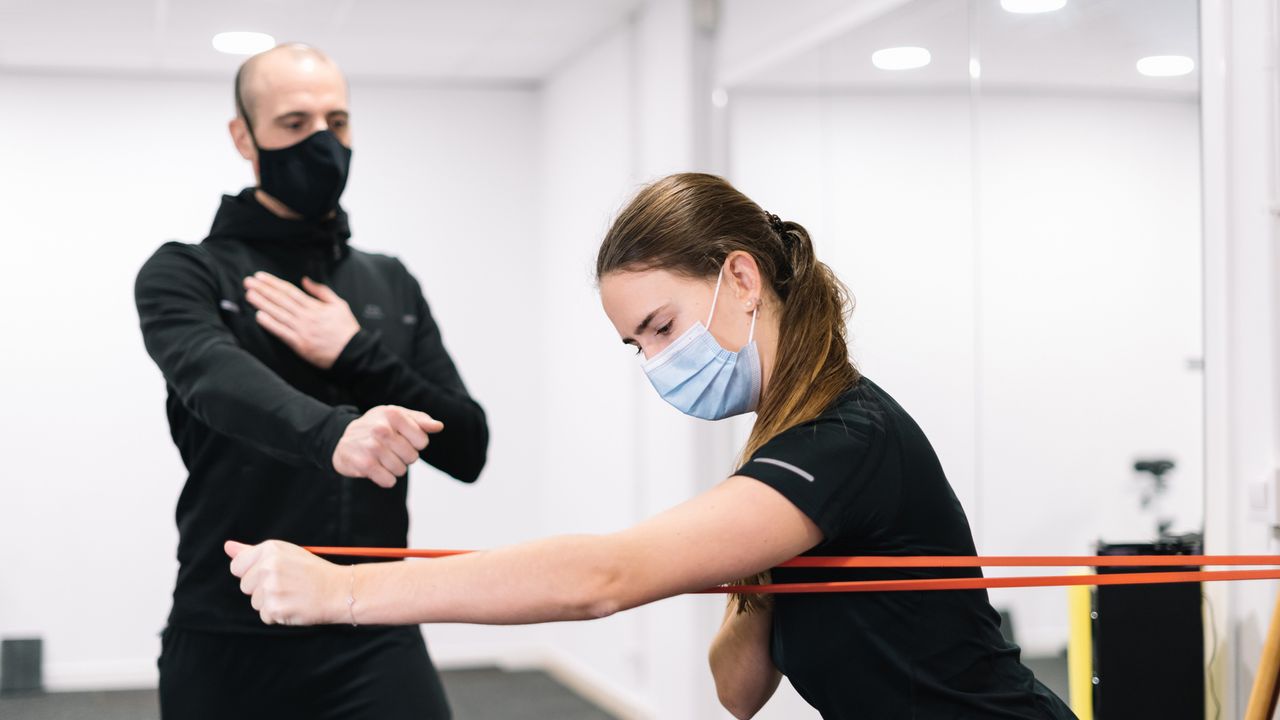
(595, 173, 860, 612)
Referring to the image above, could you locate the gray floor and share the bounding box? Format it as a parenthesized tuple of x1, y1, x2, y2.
(0, 667, 617, 720)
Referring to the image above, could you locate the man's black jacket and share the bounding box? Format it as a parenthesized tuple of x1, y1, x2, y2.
(135, 188, 488, 632)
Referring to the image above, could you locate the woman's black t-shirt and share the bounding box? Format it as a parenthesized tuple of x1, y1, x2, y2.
(734, 377, 1075, 719)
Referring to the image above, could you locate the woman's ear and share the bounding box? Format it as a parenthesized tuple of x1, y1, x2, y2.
(724, 250, 762, 310)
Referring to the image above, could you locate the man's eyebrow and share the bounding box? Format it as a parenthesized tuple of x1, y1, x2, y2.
(272, 111, 308, 124)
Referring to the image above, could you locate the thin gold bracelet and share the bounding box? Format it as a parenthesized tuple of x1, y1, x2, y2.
(347, 564, 358, 627)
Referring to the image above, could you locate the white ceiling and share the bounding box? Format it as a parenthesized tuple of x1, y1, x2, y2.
(0, 0, 1200, 95)
(734, 0, 1200, 97)
(0, 0, 641, 82)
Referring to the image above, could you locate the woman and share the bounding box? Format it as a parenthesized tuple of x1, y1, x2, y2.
(227, 173, 1074, 719)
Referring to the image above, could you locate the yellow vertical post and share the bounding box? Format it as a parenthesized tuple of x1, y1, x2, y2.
(1245, 585, 1280, 720)
(1067, 582, 1094, 720)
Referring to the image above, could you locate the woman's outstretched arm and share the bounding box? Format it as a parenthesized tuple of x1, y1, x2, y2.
(226, 475, 821, 626)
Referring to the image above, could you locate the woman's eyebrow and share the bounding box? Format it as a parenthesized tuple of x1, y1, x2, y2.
(622, 304, 670, 344)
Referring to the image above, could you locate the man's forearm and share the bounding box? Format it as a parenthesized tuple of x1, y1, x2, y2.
(168, 334, 357, 468)
(329, 329, 488, 480)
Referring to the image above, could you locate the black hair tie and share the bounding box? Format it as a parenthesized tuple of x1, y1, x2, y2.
(766, 212, 798, 288)
(766, 212, 786, 236)
(767, 212, 796, 257)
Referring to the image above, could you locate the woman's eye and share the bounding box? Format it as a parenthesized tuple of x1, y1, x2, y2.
(656, 322, 673, 336)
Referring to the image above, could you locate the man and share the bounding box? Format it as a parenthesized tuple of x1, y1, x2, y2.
(135, 43, 487, 719)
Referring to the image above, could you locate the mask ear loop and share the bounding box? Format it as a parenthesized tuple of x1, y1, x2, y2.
(710, 263, 759, 347)
(234, 69, 260, 148)
(706, 265, 725, 328)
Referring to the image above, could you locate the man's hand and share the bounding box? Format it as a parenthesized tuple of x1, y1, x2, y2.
(243, 272, 360, 369)
(226, 540, 346, 626)
(333, 406, 444, 488)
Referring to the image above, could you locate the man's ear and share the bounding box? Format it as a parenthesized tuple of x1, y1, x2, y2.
(229, 116, 257, 162)
(725, 250, 762, 309)
(229, 116, 261, 182)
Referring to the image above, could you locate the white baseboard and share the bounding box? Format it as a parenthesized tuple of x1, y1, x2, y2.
(43, 658, 158, 692)
(429, 640, 548, 670)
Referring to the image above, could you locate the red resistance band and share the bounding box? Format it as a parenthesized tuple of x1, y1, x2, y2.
(303, 547, 1280, 594)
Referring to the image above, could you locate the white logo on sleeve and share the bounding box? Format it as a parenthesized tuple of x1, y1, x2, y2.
(751, 457, 815, 482)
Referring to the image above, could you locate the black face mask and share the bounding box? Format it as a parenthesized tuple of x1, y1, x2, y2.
(256, 130, 352, 220)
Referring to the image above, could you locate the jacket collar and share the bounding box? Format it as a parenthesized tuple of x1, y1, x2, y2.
(206, 187, 351, 261)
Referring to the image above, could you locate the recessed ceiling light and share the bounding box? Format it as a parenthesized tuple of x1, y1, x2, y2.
(1136, 55, 1195, 77)
(1001, 0, 1067, 13)
(871, 47, 931, 71)
(969, 58, 982, 79)
(212, 31, 275, 56)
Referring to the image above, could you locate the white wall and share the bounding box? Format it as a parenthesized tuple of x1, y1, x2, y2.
(974, 93, 1203, 652)
(1200, 0, 1279, 716)
(0, 72, 544, 689)
(534, 20, 655, 713)
(727, 89, 1203, 655)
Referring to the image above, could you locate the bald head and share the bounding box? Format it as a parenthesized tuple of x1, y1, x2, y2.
(233, 43, 348, 139)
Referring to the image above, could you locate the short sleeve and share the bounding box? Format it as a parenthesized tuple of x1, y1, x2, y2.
(734, 411, 886, 540)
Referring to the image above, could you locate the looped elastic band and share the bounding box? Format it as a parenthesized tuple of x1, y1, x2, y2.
(303, 547, 1280, 594)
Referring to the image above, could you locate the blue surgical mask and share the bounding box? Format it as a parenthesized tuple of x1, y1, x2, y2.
(640, 265, 762, 420)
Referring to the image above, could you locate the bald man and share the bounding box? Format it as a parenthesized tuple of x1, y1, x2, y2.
(135, 44, 487, 718)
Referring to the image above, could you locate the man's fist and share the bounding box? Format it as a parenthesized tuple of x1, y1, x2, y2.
(244, 272, 360, 369)
(333, 406, 444, 488)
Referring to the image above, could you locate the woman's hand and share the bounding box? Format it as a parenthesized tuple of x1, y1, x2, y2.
(709, 599, 783, 719)
(225, 540, 347, 626)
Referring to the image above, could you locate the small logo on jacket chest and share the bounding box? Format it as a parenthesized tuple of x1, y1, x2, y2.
(360, 304, 416, 325)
